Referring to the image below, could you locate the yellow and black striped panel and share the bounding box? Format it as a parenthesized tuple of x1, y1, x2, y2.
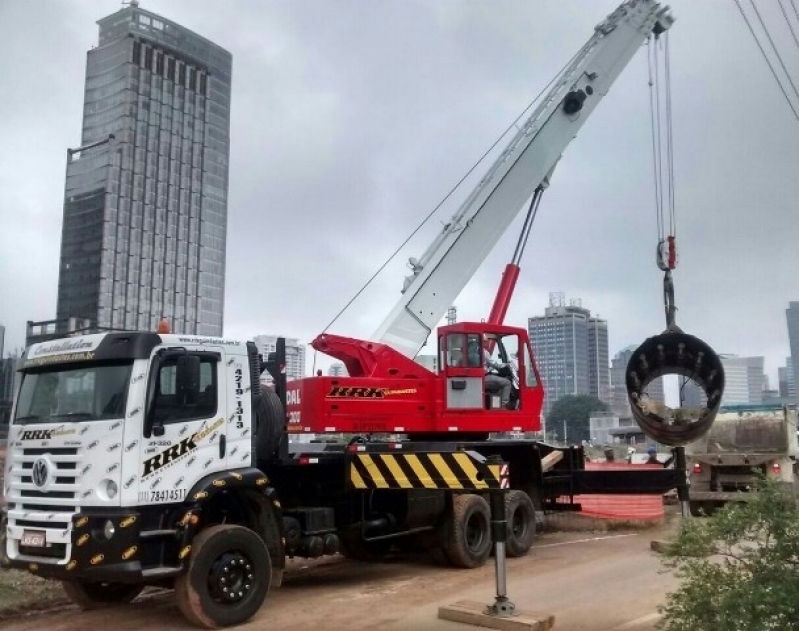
(349, 452, 504, 490)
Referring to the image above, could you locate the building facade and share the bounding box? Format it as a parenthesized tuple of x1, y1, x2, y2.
(252, 335, 306, 382)
(779, 359, 796, 400)
(56, 6, 232, 336)
(528, 296, 609, 416)
(787, 302, 799, 403)
(719, 355, 765, 406)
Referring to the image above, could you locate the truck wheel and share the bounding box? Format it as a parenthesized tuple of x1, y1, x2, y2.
(175, 524, 271, 629)
(443, 494, 492, 569)
(61, 580, 143, 608)
(505, 490, 536, 557)
(255, 389, 284, 464)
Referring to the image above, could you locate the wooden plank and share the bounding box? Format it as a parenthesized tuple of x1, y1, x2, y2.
(438, 600, 555, 631)
(540, 450, 564, 473)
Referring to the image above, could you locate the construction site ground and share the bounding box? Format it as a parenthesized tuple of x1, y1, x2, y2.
(1, 506, 682, 631)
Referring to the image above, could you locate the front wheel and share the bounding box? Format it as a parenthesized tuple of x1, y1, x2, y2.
(61, 580, 143, 609)
(175, 524, 271, 629)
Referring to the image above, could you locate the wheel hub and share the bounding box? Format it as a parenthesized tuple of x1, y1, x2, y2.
(209, 552, 254, 604)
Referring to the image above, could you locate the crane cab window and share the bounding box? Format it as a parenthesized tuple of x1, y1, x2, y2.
(444, 333, 483, 368)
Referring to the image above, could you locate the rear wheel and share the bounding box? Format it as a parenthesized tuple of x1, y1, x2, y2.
(174, 524, 270, 629)
(504, 490, 536, 557)
(443, 494, 492, 569)
(61, 580, 143, 609)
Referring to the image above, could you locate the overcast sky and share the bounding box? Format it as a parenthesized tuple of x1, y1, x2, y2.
(0, 0, 797, 385)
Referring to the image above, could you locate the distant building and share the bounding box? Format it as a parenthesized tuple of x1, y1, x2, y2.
(609, 345, 664, 418)
(719, 355, 765, 406)
(779, 359, 796, 400)
(328, 363, 347, 377)
(528, 294, 610, 416)
(0, 324, 4, 359)
(55, 5, 232, 336)
(252, 335, 306, 382)
(679, 376, 707, 408)
(415, 354, 438, 373)
(787, 302, 799, 403)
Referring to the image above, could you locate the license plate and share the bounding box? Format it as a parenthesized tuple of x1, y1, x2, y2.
(21, 530, 46, 547)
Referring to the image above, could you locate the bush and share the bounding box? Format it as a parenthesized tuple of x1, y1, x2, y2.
(658, 476, 799, 630)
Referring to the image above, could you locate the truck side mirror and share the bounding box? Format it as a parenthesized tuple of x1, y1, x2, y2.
(176, 355, 201, 406)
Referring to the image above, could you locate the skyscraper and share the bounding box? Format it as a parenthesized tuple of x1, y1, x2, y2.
(787, 302, 799, 403)
(56, 6, 232, 336)
(528, 295, 609, 416)
(719, 355, 765, 406)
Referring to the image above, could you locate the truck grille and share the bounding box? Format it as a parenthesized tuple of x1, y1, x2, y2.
(6, 447, 80, 561)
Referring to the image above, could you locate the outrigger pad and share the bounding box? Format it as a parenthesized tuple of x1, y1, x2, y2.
(625, 330, 724, 447)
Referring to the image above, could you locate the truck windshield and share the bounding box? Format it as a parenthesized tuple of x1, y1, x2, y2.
(14, 362, 133, 425)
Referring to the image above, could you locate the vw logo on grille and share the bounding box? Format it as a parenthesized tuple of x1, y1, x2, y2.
(32, 458, 50, 488)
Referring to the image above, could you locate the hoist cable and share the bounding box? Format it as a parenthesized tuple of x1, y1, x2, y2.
(319, 46, 588, 335)
(647, 40, 664, 242)
(733, 0, 799, 123)
(777, 0, 799, 53)
(791, 0, 799, 23)
(748, 0, 799, 101)
(664, 33, 677, 238)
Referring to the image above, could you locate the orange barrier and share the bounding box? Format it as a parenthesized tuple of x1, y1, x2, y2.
(558, 461, 666, 521)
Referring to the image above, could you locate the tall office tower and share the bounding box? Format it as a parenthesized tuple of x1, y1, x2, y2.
(252, 335, 306, 382)
(0, 324, 4, 359)
(719, 355, 765, 406)
(608, 345, 665, 418)
(788, 302, 799, 403)
(528, 295, 608, 416)
(779, 359, 796, 400)
(56, 6, 232, 336)
(588, 316, 610, 406)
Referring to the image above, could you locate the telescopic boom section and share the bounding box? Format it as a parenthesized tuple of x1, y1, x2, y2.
(371, 0, 674, 359)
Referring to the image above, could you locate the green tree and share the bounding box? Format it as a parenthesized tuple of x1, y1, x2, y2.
(659, 476, 799, 631)
(546, 395, 607, 443)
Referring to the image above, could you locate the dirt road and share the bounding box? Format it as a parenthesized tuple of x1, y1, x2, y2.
(1, 526, 678, 631)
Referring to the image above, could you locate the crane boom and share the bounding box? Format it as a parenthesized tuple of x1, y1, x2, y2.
(372, 0, 673, 359)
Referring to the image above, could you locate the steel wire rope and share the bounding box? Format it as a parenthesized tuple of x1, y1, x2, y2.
(777, 0, 799, 53)
(647, 38, 665, 242)
(664, 33, 677, 238)
(733, 0, 799, 122)
(749, 0, 799, 100)
(792, 0, 799, 23)
(315, 45, 588, 340)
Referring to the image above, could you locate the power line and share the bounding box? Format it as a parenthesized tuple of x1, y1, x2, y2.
(732, 0, 799, 123)
(776, 0, 799, 53)
(748, 0, 799, 100)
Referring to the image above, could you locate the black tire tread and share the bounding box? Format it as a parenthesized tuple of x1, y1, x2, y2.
(504, 490, 536, 558)
(443, 494, 492, 569)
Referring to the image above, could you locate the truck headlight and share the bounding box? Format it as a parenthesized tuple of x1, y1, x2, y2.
(103, 520, 116, 540)
(106, 480, 118, 499)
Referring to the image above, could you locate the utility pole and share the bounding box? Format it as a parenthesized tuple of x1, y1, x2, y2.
(563, 420, 567, 444)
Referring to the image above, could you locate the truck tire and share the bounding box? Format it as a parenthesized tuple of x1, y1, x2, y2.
(443, 494, 492, 569)
(61, 580, 143, 609)
(255, 389, 284, 464)
(175, 524, 271, 629)
(505, 490, 536, 557)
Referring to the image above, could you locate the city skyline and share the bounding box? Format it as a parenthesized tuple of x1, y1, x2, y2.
(1, 2, 797, 388)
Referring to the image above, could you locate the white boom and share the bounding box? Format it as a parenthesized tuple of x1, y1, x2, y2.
(372, 0, 674, 359)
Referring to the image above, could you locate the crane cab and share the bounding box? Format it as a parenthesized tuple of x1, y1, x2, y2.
(437, 323, 544, 432)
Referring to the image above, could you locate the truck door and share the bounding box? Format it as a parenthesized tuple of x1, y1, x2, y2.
(442, 332, 484, 409)
(135, 350, 226, 505)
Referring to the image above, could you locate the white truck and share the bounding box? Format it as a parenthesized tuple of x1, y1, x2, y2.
(686, 404, 798, 516)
